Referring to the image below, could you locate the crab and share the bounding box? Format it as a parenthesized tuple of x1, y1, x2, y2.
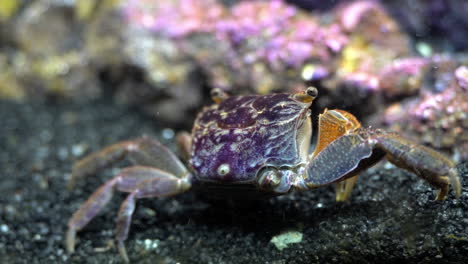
(66, 87, 461, 262)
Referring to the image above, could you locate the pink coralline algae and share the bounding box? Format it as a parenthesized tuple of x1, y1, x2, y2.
(124, 0, 225, 38)
(216, 1, 347, 68)
(123, 0, 461, 133)
(123, 0, 348, 93)
(122, 0, 430, 127)
(335, 1, 412, 94)
(455, 66, 468, 91)
(378, 57, 430, 97)
(340, 0, 382, 31)
(384, 64, 468, 160)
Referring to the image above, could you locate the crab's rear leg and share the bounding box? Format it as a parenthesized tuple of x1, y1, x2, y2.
(67, 166, 191, 262)
(69, 135, 188, 188)
(303, 111, 461, 200)
(312, 109, 362, 201)
(68, 136, 191, 262)
(115, 167, 191, 262)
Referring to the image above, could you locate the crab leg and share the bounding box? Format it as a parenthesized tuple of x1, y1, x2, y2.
(67, 166, 191, 262)
(335, 176, 359, 202)
(69, 135, 188, 188)
(312, 109, 362, 201)
(304, 126, 461, 200)
(116, 171, 191, 262)
(175, 131, 192, 162)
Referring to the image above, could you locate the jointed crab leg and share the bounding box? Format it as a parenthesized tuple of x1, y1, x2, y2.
(69, 135, 189, 188)
(114, 167, 191, 262)
(335, 176, 359, 202)
(374, 131, 460, 200)
(67, 166, 191, 262)
(67, 136, 192, 262)
(304, 111, 461, 200)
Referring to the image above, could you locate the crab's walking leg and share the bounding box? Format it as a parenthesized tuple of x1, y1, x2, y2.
(67, 166, 191, 262)
(375, 132, 460, 200)
(115, 171, 191, 262)
(176, 131, 192, 162)
(312, 109, 362, 201)
(69, 135, 188, 188)
(304, 123, 461, 200)
(335, 176, 359, 202)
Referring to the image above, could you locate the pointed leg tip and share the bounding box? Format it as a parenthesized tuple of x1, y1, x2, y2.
(435, 184, 449, 201)
(335, 191, 346, 202)
(335, 176, 357, 202)
(118, 241, 130, 263)
(66, 228, 76, 254)
(335, 194, 351, 202)
(449, 168, 462, 199)
(435, 193, 447, 201)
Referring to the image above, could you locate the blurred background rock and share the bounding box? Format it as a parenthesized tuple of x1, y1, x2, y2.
(0, 0, 466, 158)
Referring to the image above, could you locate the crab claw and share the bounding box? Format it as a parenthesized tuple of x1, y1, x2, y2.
(304, 128, 461, 200)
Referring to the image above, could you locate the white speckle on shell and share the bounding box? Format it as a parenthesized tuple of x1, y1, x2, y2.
(229, 143, 238, 152)
(192, 157, 201, 167)
(248, 160, 258, 168)
(217, 163, 230, 176)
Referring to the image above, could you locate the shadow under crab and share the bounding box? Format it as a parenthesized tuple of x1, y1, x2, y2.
(66, 87, 461, 262)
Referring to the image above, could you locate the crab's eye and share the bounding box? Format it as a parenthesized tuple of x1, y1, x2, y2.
(294, 86, 318, 103)
(257, 167, 281, 190)
(217, 163, 230, 176)
(306, 86, 318, 98)
(211, 88, 229, 103)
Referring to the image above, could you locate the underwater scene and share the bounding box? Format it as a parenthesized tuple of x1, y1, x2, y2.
(0, 0, 467, 263)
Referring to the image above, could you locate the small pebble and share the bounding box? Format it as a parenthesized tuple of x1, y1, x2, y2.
(0, 224, 9, 233)
(137, 238, 160, 250)
(270, 231, 303, 251)
(71, 144, 87, 157)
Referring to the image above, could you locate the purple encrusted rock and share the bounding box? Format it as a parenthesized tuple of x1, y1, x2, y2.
(123, 0, 348, 95)
(455, 66, 468, 91)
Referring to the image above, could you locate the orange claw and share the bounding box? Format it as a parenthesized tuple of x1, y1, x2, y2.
(312, 109, 361, 158)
